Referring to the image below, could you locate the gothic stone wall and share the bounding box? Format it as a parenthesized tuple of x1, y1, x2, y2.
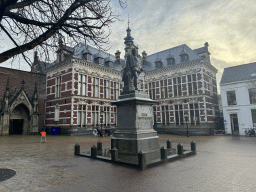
(0, 67, 46, 132)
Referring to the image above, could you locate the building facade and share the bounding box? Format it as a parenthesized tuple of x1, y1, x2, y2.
(220, 62, 256, 135)
(141, 43, 218, 135)
(43, 27, 218, 135)
(0, 67, 46, 135)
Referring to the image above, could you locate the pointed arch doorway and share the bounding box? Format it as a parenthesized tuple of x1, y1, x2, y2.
(9, 104, 30, 135)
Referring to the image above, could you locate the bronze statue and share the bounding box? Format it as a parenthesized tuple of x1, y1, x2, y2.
(122, 48, 143, 92)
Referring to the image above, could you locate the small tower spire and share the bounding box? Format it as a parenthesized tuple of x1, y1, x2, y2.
(128, 15, 130, 29)
(124, 15, 134, 57)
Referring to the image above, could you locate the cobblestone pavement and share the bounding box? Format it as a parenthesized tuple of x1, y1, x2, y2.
(1, 134, 256, 192)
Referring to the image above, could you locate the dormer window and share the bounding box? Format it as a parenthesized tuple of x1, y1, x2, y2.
(105, 61, 113, 68)
(94, 52, 103, 65)
(166, 51, 175, 66)
(180, 54, 189, 62)
(155, 61, 163, 69)
(179, 47, 189, 62)
(85, 53, 92, 61)
(98, 58, 103, 65)
(167, 58, 175, 66)
(82, 49, 92, 61)
(155, 56, 163, 69)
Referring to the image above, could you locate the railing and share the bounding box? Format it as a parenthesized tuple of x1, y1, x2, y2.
(214, 130, 225, 135)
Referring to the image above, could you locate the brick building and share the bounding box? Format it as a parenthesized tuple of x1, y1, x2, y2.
(43, 26, 218, 135)
(0, 67, 46, 135)
(142, 43, 218, 135)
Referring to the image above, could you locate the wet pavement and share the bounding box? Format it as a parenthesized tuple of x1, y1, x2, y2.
(1, 134, 256, 192)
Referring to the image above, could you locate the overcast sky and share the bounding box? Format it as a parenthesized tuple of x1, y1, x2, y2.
(1, 0, 256, 93)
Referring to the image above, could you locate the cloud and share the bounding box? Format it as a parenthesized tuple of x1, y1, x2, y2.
(2, 0, 256, 91)
(107, 0, 256, 93)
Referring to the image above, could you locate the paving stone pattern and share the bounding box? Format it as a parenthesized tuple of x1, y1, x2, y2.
(1, 135, 256, 191)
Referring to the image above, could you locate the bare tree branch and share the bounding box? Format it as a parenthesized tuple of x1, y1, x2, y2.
(0, 0, 120, 67)
(0, 23, 32, 66)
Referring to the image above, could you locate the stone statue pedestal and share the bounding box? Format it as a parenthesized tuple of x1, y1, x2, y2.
(111, 90, 160, 164)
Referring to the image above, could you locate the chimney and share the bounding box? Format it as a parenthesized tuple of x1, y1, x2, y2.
(115, 50, 121, 60)
(204, 42, 209, 53)
(142, 51, 147, 60)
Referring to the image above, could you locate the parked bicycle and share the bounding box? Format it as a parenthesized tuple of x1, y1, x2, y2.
(245, 128, 256, 136)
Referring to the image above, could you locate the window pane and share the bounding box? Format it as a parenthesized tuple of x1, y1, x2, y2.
(95, 86, 99, 97)
(188, 83, 192, 95)
(175, 111, 179, 125)
(174, 85, 177, 97)
(249, 88, 256, 104)
(92, 113, 94, 126)
(116, 90, 119, 99)
(180, 111, 184, 124)
(106, 113, 109, 125)
(188, 75, 191, 82)
(82, 84, 86, 95)
(83, 75, 86, 82)
(178, 84, 181, 96)
(78, 83, 81, 95)
(227, 91, 237, 105)
(178, 77, 181, 84)
(190, 110, 194, 123)
(251, 109, 256, 127)
(82, 112, 85, 126)
(193, 82, 197, 94)
(95, 112, 98, 125)
(78, 111, 81, 126)
(192, 74, 196, 81)
(106, 88, 109, 98)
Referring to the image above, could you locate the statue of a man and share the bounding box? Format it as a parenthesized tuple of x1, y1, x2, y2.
(123, 48, 142, 90)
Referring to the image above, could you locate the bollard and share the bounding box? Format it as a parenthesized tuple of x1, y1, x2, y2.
(97, 141, 102, 151)
(160, 147, 167, 161)
(191, 141, 196, 151)
(177, 143, 183, 155)
(167, 139, 172, 149)
(91, 145, 97, 158)
(138, 150, 146, 170)
(110, 147, 118, 161)
(74, 143, 80, 155)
